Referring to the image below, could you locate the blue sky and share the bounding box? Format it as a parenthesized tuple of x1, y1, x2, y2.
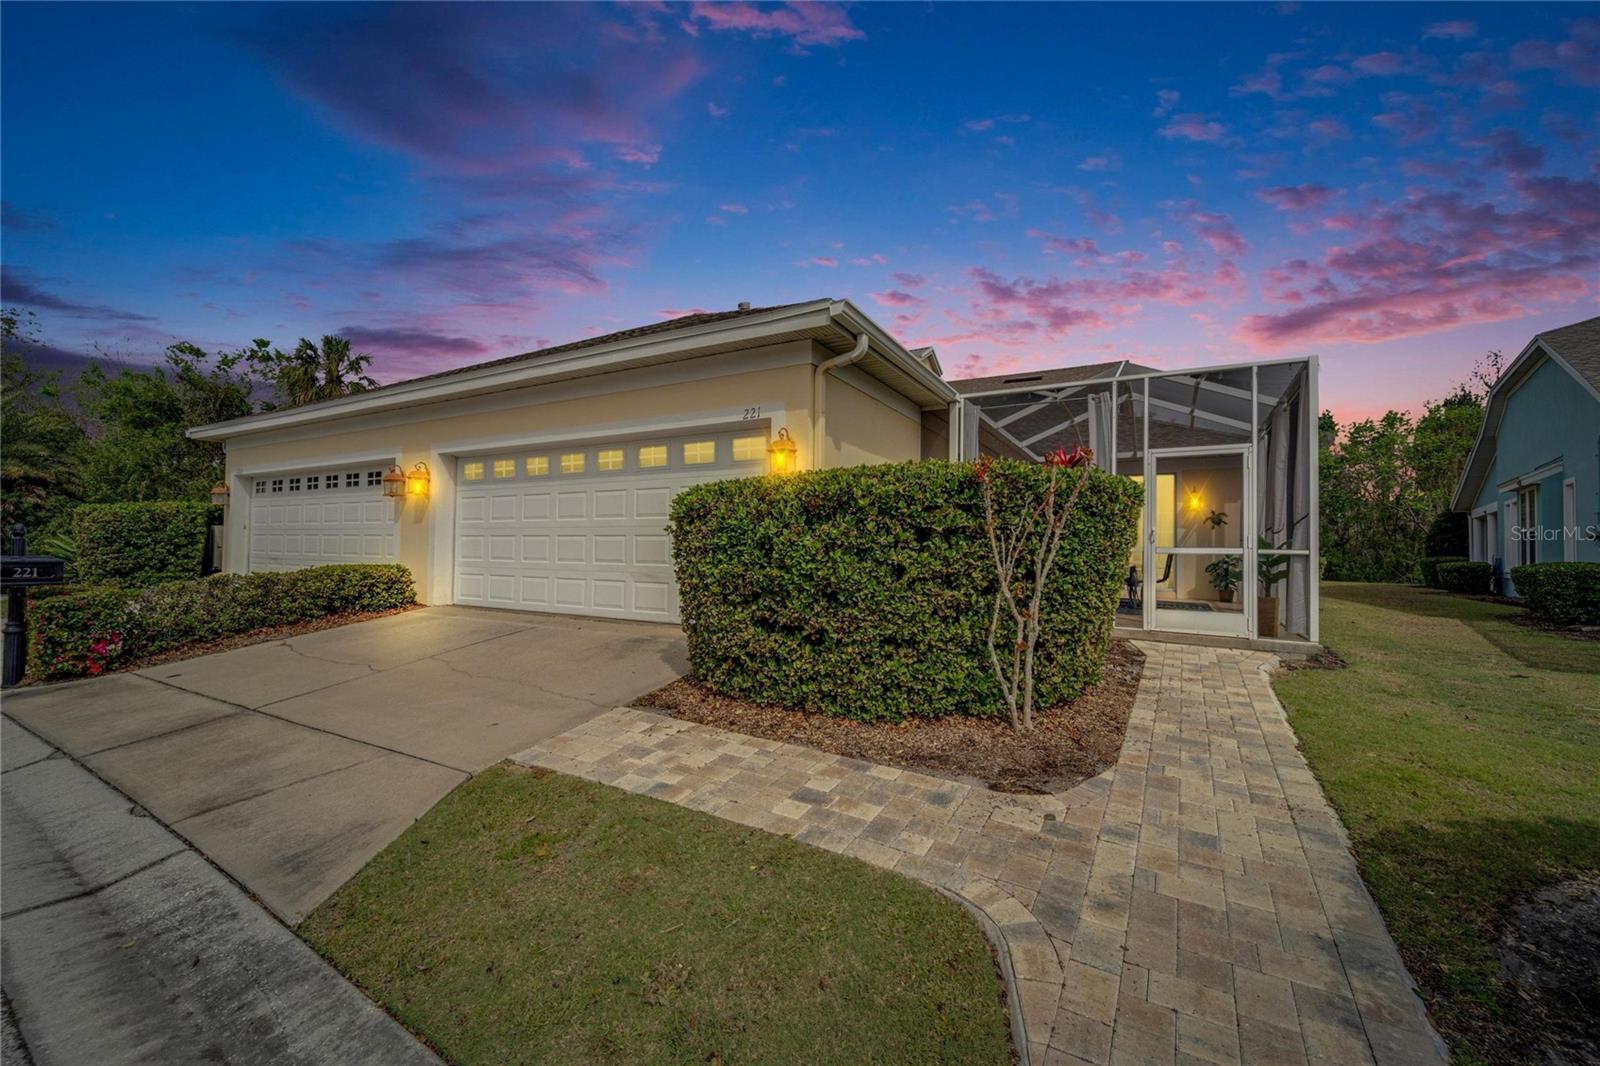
(3, 2, 1597, 420)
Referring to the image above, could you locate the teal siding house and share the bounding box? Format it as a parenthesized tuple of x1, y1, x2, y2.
(1454, 316, 1600, 596)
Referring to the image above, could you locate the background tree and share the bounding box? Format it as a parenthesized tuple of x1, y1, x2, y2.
(1, 309, 87, 533)
(75, 342, 257, 503)
(249, 334, 378, 408)
(1319, 354, 1493, 582)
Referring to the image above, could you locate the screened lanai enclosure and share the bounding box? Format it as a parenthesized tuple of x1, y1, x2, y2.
(952, 358, 1318, 644)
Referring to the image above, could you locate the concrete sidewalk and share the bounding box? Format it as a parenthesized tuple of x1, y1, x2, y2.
(3, 606, 687, 923)
(0, 717, 440, 1066)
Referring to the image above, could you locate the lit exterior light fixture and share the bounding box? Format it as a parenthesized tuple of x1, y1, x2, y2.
(767, 427, 798, 474)
(1186, 488, 1204, 515)
(210, 481, 230, 506)
(382, 465, 406, 498)
(404, 461, 431, 498)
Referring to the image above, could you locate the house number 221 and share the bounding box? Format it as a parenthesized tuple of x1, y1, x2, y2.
(741, 406, 762, 420)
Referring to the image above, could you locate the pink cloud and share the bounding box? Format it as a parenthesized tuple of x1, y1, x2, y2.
(686, 2, 864, 48)
(1153, 89, 1180, 117)
(1158, 113, 1232, 144)
(1027, 228, 1102, 258)
(892, 272, 926, 288)
(1306, 117, 1352, 142)
(1257, 184, 1338, 211)
(1172, 206, 1248, 256)
(708, 101, 729, 117)
(810, 256, 838, 267)
(1424, 20, 1476, 40)
(871, 289, 924, 308)
(616, 143, 662, 164)
(1510, 17, 1600, 87)
(1474, 128, 1545, 173)
(719, 202, 749, 213)
(658, 307, 712, 318)
(1238, 178, 1600, 348)
(1078, 152, 1121, 172)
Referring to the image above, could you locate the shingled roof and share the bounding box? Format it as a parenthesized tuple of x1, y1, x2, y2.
(1535, 315, 1600, 395)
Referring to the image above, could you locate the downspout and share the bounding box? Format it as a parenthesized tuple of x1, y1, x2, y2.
(812, 332, 869, 469)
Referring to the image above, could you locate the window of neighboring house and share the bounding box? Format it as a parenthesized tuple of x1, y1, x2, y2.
(560, 452, 586, 474)
(525, 456, 550, 476)
(638, 445, 668, 469)
(462, 461, 484, 481)
(493, 459, 516, 479)
(683, 440, 716, 465)
(597, 448, 624, 472)
(1518, 484, 1539, 566)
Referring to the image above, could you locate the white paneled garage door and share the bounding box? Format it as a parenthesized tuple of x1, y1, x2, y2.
(453, 426, 769, 621)
(248, 464, 400, 572)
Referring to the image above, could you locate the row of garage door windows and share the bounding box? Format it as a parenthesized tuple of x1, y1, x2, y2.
(253, 470, 385, 494)
(462, 435, 769, 481)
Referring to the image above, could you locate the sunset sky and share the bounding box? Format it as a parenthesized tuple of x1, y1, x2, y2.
(3, 2, 1596, 422)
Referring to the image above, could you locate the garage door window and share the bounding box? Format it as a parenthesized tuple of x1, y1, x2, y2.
(683, 440, 716, 464)
(638, 445, 667, 469)
(732, 436, 766, 463)
(526, 456, 549, 476)
(598, 448, 625, 471)
(493, 459, 516, 479)
(561, 452, 586, 474)
(462, 461, 484, 481)
(271, 479, 284, 493)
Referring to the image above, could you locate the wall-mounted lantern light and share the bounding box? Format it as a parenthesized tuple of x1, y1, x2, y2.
(405, 461, 431, 499)
(382, 465, 406, 498)
(210, 481, 231, 507)
(767, 427, 798, 474)
(1186, 488, 1204, 515)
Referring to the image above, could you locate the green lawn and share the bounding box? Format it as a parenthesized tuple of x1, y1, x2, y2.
(302, 766, 1011, 1066)
(1273, 583, 1600, 1064)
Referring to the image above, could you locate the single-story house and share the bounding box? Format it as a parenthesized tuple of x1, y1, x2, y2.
(1453, 315, 1600, 594)
(192, 297, 1319, 645)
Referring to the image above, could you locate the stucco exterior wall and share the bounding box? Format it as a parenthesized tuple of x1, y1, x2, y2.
(1470, 354, 1600, 592)
(219, 339, 928, 602)
(820, 371, 922, 468)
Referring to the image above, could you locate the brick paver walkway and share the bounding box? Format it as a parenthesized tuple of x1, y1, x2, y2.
(516, 642, 1446, 1065)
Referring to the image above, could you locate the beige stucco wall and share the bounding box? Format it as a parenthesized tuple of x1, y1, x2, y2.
(220, 340, 926, 602)
(820, 373, 922, 469)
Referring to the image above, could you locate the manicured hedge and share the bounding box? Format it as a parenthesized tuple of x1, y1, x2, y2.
(1420, 555, 1468, 589)
(1436, 560, 1494, 595)
(29, 564, 416, 680)
(669, 459, 1142, 722)
(1510, 562, 1600, 626)
(74, 501, 221, 587)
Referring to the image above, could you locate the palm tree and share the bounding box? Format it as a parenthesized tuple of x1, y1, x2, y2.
(256, 335, 379, 408)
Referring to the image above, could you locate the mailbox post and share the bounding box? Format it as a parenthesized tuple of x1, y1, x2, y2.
(2, 524, 68, 687)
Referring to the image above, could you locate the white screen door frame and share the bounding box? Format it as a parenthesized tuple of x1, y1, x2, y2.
(1143, 443, 1256, 638)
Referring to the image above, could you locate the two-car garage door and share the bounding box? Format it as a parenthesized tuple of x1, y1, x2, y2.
(453, 427, 769, 622)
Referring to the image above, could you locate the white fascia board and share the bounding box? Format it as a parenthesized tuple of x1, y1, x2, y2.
(1496, 459, 1564, 493)
(828, 299, 960, 406)
(1451, 337, 1548, 510)
(189, 300, 837, 441)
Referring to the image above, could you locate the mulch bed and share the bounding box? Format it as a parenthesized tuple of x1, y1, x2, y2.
(636, 640, 1145, 794)
(21, 604, 423, 685)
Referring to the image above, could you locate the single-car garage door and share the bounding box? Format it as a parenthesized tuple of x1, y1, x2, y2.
(248, 464, 400, 572)
(453, 426, 769, 621)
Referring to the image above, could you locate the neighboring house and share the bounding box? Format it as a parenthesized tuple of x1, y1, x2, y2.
(1453, 315, 1600, 595)
(191, 297, 1320, 645)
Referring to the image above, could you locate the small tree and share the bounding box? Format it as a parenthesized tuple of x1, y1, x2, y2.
(976, 446, 1094, 732)
(249, 335, 378, 408)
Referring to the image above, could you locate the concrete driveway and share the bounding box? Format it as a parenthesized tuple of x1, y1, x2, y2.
(2, 606, 687, 924)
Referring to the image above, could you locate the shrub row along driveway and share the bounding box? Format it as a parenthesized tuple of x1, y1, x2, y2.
(3, 606, 687, 923)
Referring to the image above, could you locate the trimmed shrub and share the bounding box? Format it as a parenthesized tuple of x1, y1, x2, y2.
(669, 459, 1142, 722)
(1420, 555, 1468, 589)
(1510, 562, 1600, 626)
(28, 563, 415, 680)
(1424, 510, 1469, 559)
(74, 501, 221, 587)
(1436, 560, 1494, 595)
